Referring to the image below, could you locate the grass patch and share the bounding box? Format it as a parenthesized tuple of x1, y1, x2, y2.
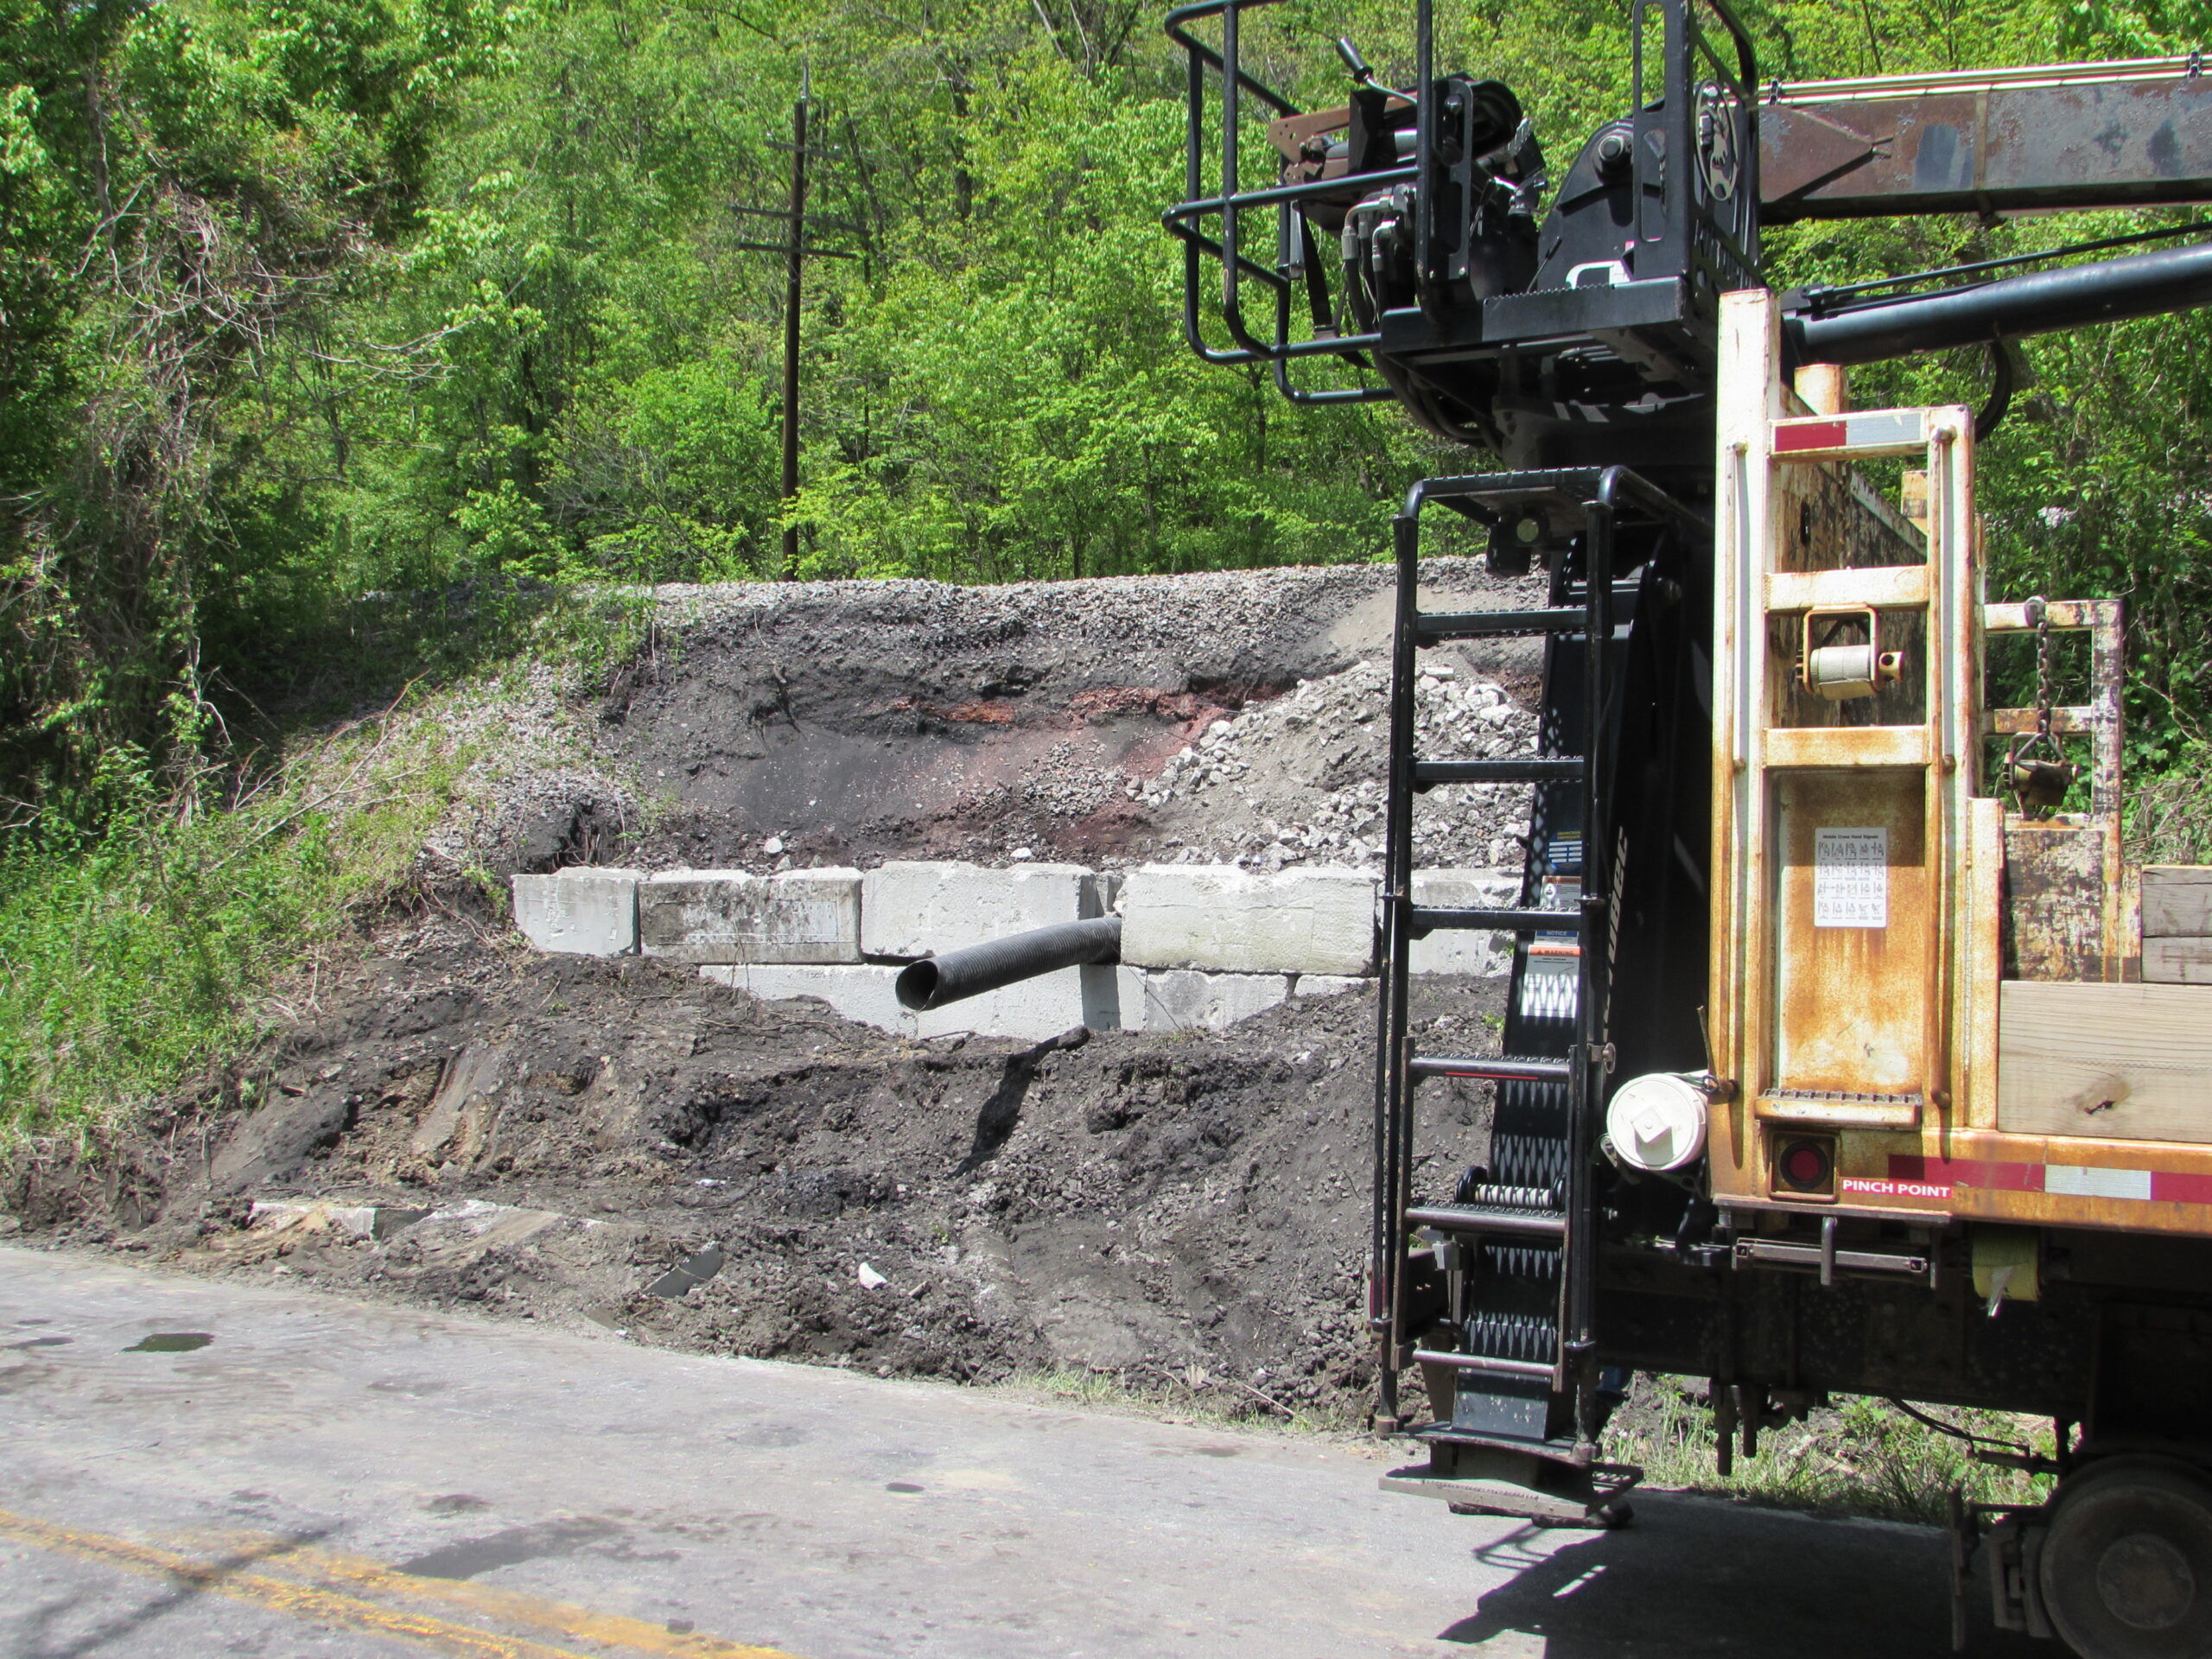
(1610, 1376, 2055, 1524)
(0, 714, 472, 1141)
(986, 1369, 2053, 1528)
(0, 583, 658, 1143)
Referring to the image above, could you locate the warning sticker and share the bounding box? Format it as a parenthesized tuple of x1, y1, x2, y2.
(1814, 828, 1888, 927)
(1841, 1175, 1952, 1201)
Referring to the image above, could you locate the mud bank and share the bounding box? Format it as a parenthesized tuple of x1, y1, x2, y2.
(8, 936, 1502, 1421)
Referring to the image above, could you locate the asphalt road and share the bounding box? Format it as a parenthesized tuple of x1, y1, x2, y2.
(0, 1245, 2041, 1658)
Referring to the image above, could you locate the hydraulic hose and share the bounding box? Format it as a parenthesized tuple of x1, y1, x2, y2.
(893, 918, 1122, 1011)
(1785, 237, 2212, 367)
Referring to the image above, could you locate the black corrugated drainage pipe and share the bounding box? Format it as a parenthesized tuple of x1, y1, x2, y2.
(894, 918, 1122, 1012)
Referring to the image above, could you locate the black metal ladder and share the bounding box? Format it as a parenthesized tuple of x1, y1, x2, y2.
(1371, 465, 1695, 1465)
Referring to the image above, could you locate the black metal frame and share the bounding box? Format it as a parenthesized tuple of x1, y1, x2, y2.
(1164, 0, 1762, 421)
(1372, 465, 1707, 1452)
(1162, 0, 1399, 404)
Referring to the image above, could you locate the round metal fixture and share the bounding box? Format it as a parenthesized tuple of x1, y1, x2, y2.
(1605, 1073, 1711, 1173)
(1776, 1137, 1833, 1192)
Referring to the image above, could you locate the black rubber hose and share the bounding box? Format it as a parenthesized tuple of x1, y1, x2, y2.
(1785, 238, 2212, 368)
(894, 918, 1122, 1011)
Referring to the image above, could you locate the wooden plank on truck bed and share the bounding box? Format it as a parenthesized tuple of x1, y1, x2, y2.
(2143, 866, 2212, 938)
(1999, 981, 2212, 1141)
(2145, 936, 2212, 984)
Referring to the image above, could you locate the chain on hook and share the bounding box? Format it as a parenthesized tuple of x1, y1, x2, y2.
(2005, 595, 2076, 817)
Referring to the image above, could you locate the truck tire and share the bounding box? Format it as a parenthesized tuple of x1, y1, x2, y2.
(2040, 1456, 2212, 1659)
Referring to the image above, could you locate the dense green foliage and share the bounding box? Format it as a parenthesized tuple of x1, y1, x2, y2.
(7, 0, 2212, 1128)
(0, 717, 460, 1126)
(5, 0, 2212, 809)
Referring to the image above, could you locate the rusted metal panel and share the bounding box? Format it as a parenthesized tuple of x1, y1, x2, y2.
(2005, 821, 2129, 981)
(1711, 295, 2211, 1243)
(1708, 292, 1983, 1217)
(1756, 1093, 1922, 1128)
(1963, 797, 2005, 1130)
(1763, 727, 1932, 767)
(1762, 74, 2212, 221)
(1770, 770, 1935, 1096)
(1766, 565, 1932, 612)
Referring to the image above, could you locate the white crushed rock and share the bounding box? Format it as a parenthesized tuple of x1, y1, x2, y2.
(398, 658, 642, 887)
(1133, 658, 1538, 871)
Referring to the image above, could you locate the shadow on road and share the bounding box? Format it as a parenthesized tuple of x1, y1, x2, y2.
(1437, 1493, 2045, 1656)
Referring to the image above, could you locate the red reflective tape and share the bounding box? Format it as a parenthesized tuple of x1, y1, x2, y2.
(1890, 1154, 2044, 1192)
(2152, 1169, 2212, 1205)
(1776, 420, 1847, 452)
(1887, 1156, 2212, 1205)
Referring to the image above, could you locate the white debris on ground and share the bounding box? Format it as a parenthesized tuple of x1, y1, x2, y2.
(1131, 658, 1538, 871)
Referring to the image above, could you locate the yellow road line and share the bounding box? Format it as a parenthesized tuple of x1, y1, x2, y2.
(178, 1529, 801, 1659)
(2, 1508, 806, 1659)
(0, 1505, 591, 1659)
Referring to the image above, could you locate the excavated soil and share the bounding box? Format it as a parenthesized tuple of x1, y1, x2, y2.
(490, 558, 1545, 876)
(7, 934, 1502, 1422)
(4, 560, 1544, 1422)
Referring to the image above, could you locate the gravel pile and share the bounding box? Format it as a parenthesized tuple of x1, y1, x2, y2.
(1134, 658, 1540, 871)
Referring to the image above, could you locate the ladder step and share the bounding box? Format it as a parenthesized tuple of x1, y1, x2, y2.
(1410, 1348, 1559, 1382)
(1409, 906, 1579, 937)
(1415, 607, 1586, 642)
(1409, 1056, 1573, 1085)
(1405, 1204, 1567, 1239)
(1413, 758, 1582, 787)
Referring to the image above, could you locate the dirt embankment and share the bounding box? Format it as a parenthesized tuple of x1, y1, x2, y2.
(7, 938, 1499, 1421)
(462, 558, 1542, 880)
(6, 561, 1529, 1421)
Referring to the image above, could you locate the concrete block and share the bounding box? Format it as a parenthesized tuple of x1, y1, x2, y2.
(1291, 974, 1370, 1000)
(1410, 869, 1521, 976)
(861, 861, 1108, 957)
(641, 868, 861, 963)
(706, 962, 1124, 1039)
(703, 963, 909, 1029)
(512, 867, 641, 956)
(1118, 967, 1289, 1033)
(1122, 865, 1376, 976)
(913, 965, 1122, 1042)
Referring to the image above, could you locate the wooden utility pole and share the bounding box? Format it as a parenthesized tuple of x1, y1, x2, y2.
(780, 67, 809, 575)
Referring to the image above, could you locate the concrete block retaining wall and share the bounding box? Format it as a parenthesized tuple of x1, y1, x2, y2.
(1120, 865, 1377, 976)
(518, 859, 1511, 1039)
(702, 963, 1120, 1043)
(512, 867, 644, 957)
(639, 868, 862, 963)
(860, 861, 1113, 957)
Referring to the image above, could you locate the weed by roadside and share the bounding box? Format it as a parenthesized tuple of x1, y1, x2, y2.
(992, 1368, 2053, 1527)
(1609, 1375, 2055, 1523)
(2129, 732, 2212, 866)
(0, 714, 468, 1141)
(0, 585, 656, 1144)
